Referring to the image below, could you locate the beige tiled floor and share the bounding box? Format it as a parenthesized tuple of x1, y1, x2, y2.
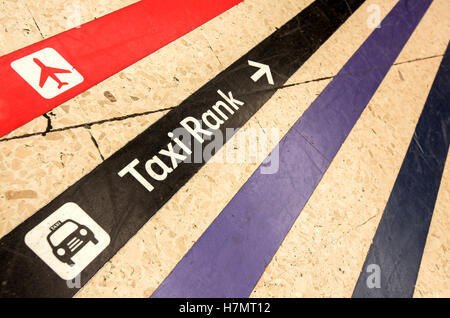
(252, 56, 445, 298)
(0, 128, 103, 237)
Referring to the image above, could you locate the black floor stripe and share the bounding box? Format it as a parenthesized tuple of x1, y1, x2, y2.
(352, 44, 450, 298)
(0, 0, 365, 297)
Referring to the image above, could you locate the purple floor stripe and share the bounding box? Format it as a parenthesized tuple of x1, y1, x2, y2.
(152, 0, 433, 298)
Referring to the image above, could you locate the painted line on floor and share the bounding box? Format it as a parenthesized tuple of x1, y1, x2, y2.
(0, 0, 243, 138)
(152, 0, 433, 298)
(352, 44, 450, 298)
(0, 0, 365, 297)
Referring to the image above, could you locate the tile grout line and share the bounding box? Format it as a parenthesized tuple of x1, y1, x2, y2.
(87, 129, 105, 161)
(0, 54, 443, 144)
(0, 106, 177, 142)
(24, 3, 44, 40)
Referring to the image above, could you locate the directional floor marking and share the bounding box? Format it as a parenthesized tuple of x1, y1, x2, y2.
(248, 60, 274, 85)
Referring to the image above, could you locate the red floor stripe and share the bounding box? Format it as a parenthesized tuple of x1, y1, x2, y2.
(0, 0, 242, 137)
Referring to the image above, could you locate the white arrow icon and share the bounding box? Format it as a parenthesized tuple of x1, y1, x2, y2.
(248, 60, 274, 85)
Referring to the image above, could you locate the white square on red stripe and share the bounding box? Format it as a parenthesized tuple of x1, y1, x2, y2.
(11, 48, 83, 99)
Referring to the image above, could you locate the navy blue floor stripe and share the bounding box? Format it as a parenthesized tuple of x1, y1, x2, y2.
(352, 44, 450, 298)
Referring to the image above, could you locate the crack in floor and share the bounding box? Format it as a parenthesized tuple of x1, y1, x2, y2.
(25, 4, 44, 39)
(0, 106, 176, 142)
(0, 54, 443, 143)
(87, 129, 105, 161)
(41, 113, 53, 136)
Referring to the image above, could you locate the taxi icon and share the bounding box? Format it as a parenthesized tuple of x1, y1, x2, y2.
(47, 219, 98, 265)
